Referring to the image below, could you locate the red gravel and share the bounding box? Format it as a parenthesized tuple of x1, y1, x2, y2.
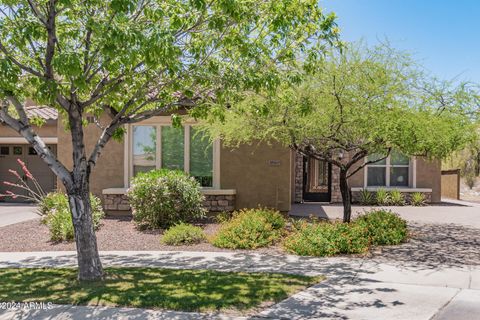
(0, 217, 283, 253)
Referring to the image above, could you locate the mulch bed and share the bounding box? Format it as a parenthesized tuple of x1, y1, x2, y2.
(0, 217, 283, 253)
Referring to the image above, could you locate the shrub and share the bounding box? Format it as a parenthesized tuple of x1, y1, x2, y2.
(410, 192, 426, 206)
(375, 188, 390, 206)
(283, 221, 370, 256)
(211, 208, 286, 249)
(389, 190, 405, 206)
(465, 173, 476, 189)
(127, 169, 206, 229)
(356, 210, 408, 245)
(161, 223, 206, 245)
(41, 192, 104, 242)
(359, 188, 374, 205)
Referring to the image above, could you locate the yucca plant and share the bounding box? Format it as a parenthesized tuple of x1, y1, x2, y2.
(359, 188, 374, 205)
(375, 188, 390, 206)
(389, 190, 405, 206)
(410, 192, 426, 206)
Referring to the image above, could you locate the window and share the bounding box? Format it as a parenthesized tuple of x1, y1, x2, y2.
(0, 146, 9, 155)
(131, 123, 215, 187)
(366, 151, 410, 187)
(13, 146, 22, 155)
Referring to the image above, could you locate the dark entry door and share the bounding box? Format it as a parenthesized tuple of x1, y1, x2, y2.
(303, 156, 331, 202)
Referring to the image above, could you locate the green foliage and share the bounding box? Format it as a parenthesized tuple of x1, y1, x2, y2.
(128, 169, 206, 229)
(375, 188, 390, 206)
(40, 192, 104, 242)
(161, 223, 206, 246)
(211, 208, 286, 249)
(356, 210, 408, 245)
(283, 221, 370, 256)
(0, 0, 339, 113)
(359, 189, 374, 205)
(389, 190, 405, 206)
(203, 43, 477, 162)
(0, 267, 321, 312)
(410, 192, 426, 206)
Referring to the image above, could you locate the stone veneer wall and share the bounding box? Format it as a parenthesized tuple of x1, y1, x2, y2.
(294, 152, 303, 203)
(103, 193, 236, 213)
(203, 194, 235, 212)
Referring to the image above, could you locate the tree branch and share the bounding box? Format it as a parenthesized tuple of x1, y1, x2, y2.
(0, 100, 73, 189)
(346, 148, 392, 179)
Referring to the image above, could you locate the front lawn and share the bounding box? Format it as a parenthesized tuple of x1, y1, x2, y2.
(0, 267, 322, 312)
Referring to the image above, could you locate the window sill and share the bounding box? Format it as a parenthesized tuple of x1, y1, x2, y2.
(102, 187, 236, 195)
(351, 187, 432, 193)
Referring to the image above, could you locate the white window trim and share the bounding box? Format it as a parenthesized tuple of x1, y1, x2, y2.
(363, 155, 416, 188)
(123, 116, 220, 189)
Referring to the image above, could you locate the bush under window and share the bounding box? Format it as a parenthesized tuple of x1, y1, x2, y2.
(127, 169, 206, 229)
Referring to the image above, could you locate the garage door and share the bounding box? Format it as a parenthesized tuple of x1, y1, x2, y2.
(0, 144, 57, 202)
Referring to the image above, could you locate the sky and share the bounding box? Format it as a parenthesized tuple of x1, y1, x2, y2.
(322, 0, 480, 83)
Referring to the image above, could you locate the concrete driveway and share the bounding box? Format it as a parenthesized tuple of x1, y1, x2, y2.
(0, 203, 39, 227)
(290, 199, 480, 228)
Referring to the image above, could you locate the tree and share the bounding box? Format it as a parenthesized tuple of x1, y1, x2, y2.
(203, 44, 477, 222)
(0, 0, 338, 280)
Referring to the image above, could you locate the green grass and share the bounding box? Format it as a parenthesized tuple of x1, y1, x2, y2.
(0, 267, 323, 312)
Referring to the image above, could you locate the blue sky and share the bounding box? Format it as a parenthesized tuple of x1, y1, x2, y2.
(322, 0, 480, 83)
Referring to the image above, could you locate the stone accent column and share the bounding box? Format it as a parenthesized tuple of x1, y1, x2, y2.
(294, 152, 304, 203)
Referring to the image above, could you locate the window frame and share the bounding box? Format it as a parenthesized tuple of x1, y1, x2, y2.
(364, 154, 414, 188)
(125, 117, 220, 189)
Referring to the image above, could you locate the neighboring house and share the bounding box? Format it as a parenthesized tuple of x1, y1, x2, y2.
(0, 104, 58, 200)
(0, 106, 441, 210)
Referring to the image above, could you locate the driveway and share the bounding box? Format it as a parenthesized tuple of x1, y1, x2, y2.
(289, 199, 480, 228)
(0, 203, 39, 227)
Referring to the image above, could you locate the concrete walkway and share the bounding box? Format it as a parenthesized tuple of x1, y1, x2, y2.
(0, 203, 39, 227)
(0, 250, 479, 319)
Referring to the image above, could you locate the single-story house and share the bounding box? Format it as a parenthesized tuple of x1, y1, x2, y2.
(0, 106, 441, 211)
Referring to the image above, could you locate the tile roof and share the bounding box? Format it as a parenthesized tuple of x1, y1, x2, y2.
(25, 106, 58, 121)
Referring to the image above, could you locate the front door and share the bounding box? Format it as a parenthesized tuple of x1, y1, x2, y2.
(303, 156, 331, 202)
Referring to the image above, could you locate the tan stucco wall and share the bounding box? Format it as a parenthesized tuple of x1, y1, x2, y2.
(57, 115, 124, 196)
(416, 158, 441, 202)
(441, 170, 460, 200)
(347, 157, 442, 202)
(0, 122, 57, 137)
(220, 142, 291, 211)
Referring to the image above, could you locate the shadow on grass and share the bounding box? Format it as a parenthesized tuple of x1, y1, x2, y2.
(0, 267, 321, 313)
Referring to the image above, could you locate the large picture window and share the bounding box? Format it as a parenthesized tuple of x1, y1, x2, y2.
(131, 123, 215, 187)
(366, 151, 410, 187)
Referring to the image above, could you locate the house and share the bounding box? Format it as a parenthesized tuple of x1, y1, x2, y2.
(0, 106, 441, 210)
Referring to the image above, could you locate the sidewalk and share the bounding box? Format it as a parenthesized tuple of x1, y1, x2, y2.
(0, 250, 479, 319)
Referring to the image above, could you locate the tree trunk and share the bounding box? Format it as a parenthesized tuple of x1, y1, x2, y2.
(339, 169, 352, 223)
(67, 185, 104, 281)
